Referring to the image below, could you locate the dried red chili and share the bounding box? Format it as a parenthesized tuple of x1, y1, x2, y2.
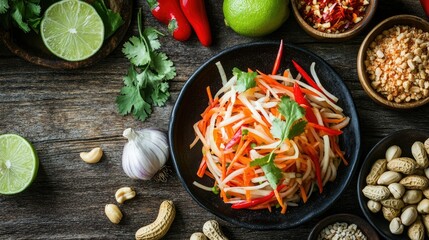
(298, 0, 369, 33)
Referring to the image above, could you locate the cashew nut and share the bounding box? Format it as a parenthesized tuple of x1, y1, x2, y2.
(135, 200, 175, 240)
(203, 220, 228, 240)
(115, 187, 136, 204)
(105, 204, 122, 224)
(80, 147, 103, 163)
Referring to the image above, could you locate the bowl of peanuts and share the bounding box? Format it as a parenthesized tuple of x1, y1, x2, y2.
(357, 129, 429, 240)
(357, 15, 429, 109)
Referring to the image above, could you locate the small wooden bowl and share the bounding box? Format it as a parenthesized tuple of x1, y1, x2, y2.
(291, 0, 378, 41)
(0, 0, 132, 69)
(357, 15, 429, 109)
(307, 214, 380, 240)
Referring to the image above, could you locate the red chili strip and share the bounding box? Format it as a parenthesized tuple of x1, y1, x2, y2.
(272, 39, 284, 75)
(231, 184, 285, 209)
(308, 122, 343, 136)
(225, 128, 242, 150)
(293, 82, 318, 124)
(292, 60, 323, 93)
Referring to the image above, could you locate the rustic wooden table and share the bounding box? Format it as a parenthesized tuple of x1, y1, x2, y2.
(1, 0, 428, 239)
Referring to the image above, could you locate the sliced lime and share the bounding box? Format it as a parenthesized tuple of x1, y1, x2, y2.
(40, 0, 105, 61)
(0, 134, 39, 195)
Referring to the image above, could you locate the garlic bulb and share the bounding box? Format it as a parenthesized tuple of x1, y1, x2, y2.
(122, 128, 169, 181)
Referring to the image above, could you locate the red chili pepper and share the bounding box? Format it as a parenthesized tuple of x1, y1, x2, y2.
(308, 122, 343, 136)
(292, 60, 323, 93)
(272, 39, 284, 75)
(147, 0, 192, 41)
(225, 128, 242, 150)
(421, 0, 429, 18)
(293, 82, 318, 124)
(180, 0, 212, 46)
(231, 184, 285, 209)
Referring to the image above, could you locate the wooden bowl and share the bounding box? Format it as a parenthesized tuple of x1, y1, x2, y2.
(0, 0, 132, 69)
(308, 214, 380, 240)
(357, 15, 429, 109)
(291, 0, 378, 41)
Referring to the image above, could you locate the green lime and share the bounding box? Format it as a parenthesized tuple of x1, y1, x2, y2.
(40, 0, 105, 61)
(223, 0, 290, 37)
(0, 134, 39, 195)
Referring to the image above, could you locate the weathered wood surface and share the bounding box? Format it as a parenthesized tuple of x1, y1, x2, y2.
(0, 0, 428, 239)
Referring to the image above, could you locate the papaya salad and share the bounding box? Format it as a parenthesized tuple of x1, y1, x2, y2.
(190, 41, 350, 213)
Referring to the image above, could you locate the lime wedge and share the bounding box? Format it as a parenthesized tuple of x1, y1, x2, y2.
(40, 0, 105, 61)
(0, 134, 39, 195)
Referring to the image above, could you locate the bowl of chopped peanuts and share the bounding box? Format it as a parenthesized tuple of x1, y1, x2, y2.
(291, 0, 378, 41)
(357, 15, 429, 109)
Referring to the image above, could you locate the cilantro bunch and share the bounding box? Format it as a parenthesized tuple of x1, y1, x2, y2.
(116, 9, 176, 122)
(0, 0, 42, 33)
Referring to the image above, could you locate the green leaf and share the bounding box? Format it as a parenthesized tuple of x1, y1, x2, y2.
(289, 120, 307, 139)
(24, 1, 40, 19)
(271, 118, 287, 140)
(143, 27, 162, 51)
(250, 153, 281, 189)
(122, 36, 150, 66)
(277, 96, 305, 121)
(233, 67, 257, 93)
(0, 0, 9, 14)
(92, 0, 124, 39)
(151, 52, 176, 80)
(10, 2, 30, 32)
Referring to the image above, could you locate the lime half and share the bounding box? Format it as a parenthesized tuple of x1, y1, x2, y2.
(40, 0, 105, 61)
(0, 134, 39, 195)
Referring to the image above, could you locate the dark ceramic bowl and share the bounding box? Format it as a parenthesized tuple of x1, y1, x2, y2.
(0, 0, 132, 69)
(357, 129, 429, 239)
(308, 214, 379, 240)
(169, 42, 361, 230)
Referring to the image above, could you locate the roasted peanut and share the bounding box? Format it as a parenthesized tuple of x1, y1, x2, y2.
(408, 218, 425, 240)
(105, 204, 122, 224)
(362, 185, 390, 201)
(386, 145, 402, 162)
(400, 175, 429, 190)
(366, 159, 387, 185)
(425, 168, 429, 179)
(80, 147, 103, 163)
(388, 183, 406, 199)
(401, 206, 418, 226)
(203, 220, 228, 240)
(412, 141, 429, 168)
(377, 171, 402, 185)
(417, 199, 429, 214)
(115, 187, 136, 204)
(423, 188, 429, 199)
(135, 200, 175, 240)
(367, 200, 381, 213)
(383, 207, 401, 221)
(381, 198, 405, 209)
(422, 215, 429, 237)
(389, 217, 404, 235)
(424, 138, 429, 155)
(387, 157, 417, 174)
(403, 190, 423, 204)
(190, 232, 208, 240)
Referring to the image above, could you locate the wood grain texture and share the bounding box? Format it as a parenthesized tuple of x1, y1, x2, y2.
(1, 0, 428, 239)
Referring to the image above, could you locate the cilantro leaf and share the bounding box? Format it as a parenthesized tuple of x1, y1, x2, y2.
(0, 0, 9, 14)
(250, 153, 281, 189)
(271, 96, 307, 141)
(233, 67, 257, 93)
(92, 0, 124, 39)
(122, 36, 150, 66)
(116, 9, 176, 122)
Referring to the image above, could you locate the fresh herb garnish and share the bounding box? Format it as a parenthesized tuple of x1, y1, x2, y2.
(116, 9, 176, 122)
(0, 0, 41, 33)
(250, 96, 307, 189)
(92, 0, 124, 39)
(233, 67, 257, 93)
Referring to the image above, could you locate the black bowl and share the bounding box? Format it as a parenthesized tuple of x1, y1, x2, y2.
(308, 214, 379, 240)
(357, 129, 429, 239)
(169, 41, 361, 230)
